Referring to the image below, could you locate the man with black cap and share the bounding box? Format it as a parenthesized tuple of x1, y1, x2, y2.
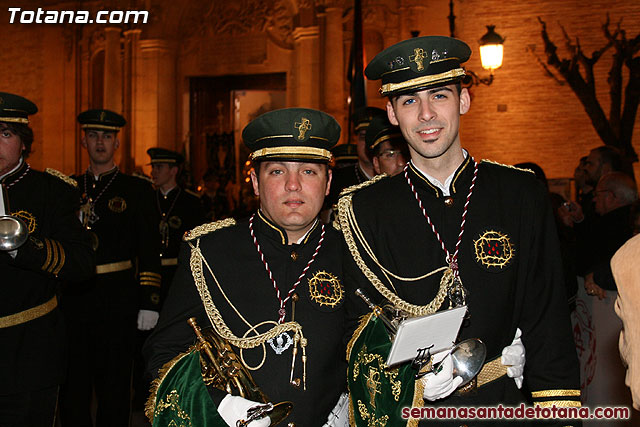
(365, 114, 409, 177)
(0, 92, 95, 426)
(144, 108, 348, 426)
(59, 109, 162, 426)
(338, 36, 581, 425)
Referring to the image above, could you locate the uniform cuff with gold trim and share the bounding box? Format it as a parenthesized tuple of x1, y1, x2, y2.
(531, 389, 582, 407)
(13, 236, 67, 277)
(139, 271, 161, 311)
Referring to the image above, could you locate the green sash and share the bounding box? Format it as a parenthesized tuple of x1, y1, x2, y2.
(347, 313, 424, 427)
(147, 348, 225, 427)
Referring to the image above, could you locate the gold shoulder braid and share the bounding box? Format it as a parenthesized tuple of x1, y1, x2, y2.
(184, 218, 236, 241)
(188, 237, 308, 388)
(337, 193, 451, 317)
(480, 159, 535, 175)
(339, 173, 388, 198)
(44, 168, 78, 188)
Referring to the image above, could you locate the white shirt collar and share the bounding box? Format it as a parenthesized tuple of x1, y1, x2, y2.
(410, 149, 468, 197)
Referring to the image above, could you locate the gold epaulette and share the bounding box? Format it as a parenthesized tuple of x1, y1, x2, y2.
(45, 168, 78, 188)
(183, 217, 236, 241)
(132, 172, 154, 184)
(184, 188, 202, 198)
(339, 173, 388, 197)
(480, 159, 535, 175)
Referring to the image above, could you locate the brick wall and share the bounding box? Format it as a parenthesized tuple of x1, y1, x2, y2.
(453, 0, 640, 180)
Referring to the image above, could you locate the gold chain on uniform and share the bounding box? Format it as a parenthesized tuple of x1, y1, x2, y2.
(337, 193, 452, 316)
(188, 234, 307, 381)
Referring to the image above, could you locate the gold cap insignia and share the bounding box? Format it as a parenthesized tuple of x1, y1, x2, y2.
(295, 117, 312, 140)
(409, 47, 427, 72)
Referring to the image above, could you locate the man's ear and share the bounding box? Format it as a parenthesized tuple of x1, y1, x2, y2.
(81, 135, 88, 149)
(372, 156, 381, 175)
(386, 101, 399, 126)
(325, 168, 333, 196)
(250, 168, 260, 197)
(459, 88, 471, 115)
(114, 137, 120, 150)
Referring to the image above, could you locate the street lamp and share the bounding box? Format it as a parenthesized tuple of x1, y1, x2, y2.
(448, 0, 505, 87)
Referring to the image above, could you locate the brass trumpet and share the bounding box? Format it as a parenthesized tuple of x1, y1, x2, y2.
(187, 318, 293, 426)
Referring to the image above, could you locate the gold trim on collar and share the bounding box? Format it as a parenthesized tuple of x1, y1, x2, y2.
(380, 68, 466, 96)
(81, 124, 121, 131)
(451, 155, 471, 194)
(257, 210, 286, 245)
(250, 146, 332, 161)
(302, 219, 319, 244)
(0, 117, 29, 124)
(408, 162, 440, 198)
(371, 133, 402, 150)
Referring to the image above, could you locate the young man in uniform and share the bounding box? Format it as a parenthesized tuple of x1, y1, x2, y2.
(0, 92, 95, 426)
(144, 108, 348, 426)
(338, 36, 580, 425)
(59, 109, 162, 426)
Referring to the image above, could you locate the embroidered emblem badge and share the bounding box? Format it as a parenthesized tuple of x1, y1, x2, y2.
(410, 47, 427, 71)
(99, 111, 106, 122)
(295, 117, 312, 140)
(473, 230, 514, 269)
(12, 210, 37, 233)
(308, 270, 343, 308)
(268, 332, 293, 355)
(108, 196, 127, 213)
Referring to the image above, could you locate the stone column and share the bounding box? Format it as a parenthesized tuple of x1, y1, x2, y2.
(103, 27, 123, 112)
(122, 29, 141, 173)
(135, 39, 177, 173)
(292, 26, 320, 109)
(322, 7, 345, 136)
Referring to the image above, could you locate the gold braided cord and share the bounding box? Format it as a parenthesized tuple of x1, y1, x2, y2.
(338, 173, 388, 197)
(337, 194, 449, 316)
(189, 241, 305, 350)
(184, 218, 236, 241)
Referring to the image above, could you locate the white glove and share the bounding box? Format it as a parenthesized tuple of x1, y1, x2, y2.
(421, 350, 463, 401)
(323, 392, 349, 427)
(218, 394, 271, 427)
(136, 309, 159, 331)
(501, 327, 525, 389)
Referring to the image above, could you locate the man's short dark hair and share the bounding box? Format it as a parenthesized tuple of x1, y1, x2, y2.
(0, 122, 34, 158)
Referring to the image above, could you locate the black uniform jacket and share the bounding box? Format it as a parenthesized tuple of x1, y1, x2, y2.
(340, 157, 581, 423)
(157, 187, 207, 299)
(157, 187, 206, 261)
(71, 167, 161, 311)
(144, 212, 347, 425)
(0, 162, 95, 394)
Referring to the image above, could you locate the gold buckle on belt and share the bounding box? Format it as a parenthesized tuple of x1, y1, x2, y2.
(0, 296, 58, 328)
(96, 260, 133, 274)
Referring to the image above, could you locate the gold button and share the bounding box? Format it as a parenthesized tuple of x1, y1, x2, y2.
(291, 251, 298, 261)
(444, 196, 454, 207)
